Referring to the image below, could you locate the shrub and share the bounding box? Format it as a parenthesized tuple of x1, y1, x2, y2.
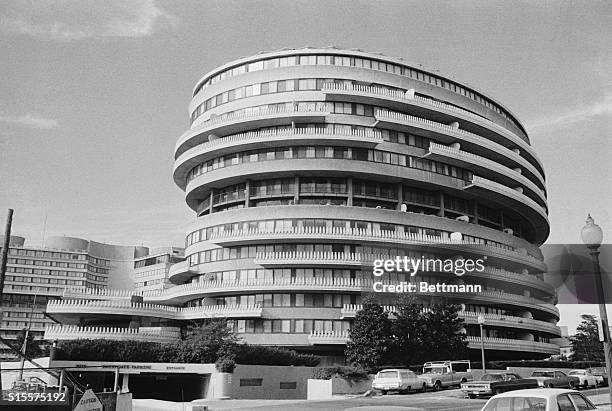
(311, 366, 370, 384)
(215, 357, 236, 373)
(233, 345, 319, 367)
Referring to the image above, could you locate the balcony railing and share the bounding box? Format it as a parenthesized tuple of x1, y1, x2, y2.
(465, 336, 560, 354)
(308, 330, 350, 345)
(44, 325, 180, 343)
(210, 226, 545, 269)
(46, 299, 262, 319)
(178, 104, 331, 153)
(374, 109, 543, 184)
(428, 142, 546, 199)
(323, 84, 535, 156)
(467, 176, 548, 219)
(62, 287, 137, 300)
(176, 127, 383, 170)
(339, 305, 559, 335)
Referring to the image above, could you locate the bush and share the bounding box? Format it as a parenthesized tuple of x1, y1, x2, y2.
(55, 339, 320, 367)
(234, 345, 319, 367)
(311, 366, 370, 384)
(215, 357, 236, 373)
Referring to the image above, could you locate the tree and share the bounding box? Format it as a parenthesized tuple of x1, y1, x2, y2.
(175, 318, 239, 363)
(14, 328, 43, 359)
(389, 294, 426, 365)
(420, 303, 468, 361)
(345, 296, 392, 372)
(570, 314, 605, 363)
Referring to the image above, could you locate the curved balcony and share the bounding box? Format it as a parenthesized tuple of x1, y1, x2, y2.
(373, 109, 545, 187)
(168, 261, 192, 280)
(465, 176, 549, 244)
(173, 127, 383, 189)
(210, 227, 546, 272)
(46, 299, 262, 321)
(338, 306, 559, 336)
(175, 105, 331, 158)
(62, 287, 136, 300)
(144, 277, 370, 305)
(322, 83, 543, 174)
(308, 330, 350, 345)
(44, 325, 180, 343)
(465, 336, 560, 355)
(142, 277, 558, 318)
(426, 142, 546, 204)
(184, 157, 469, 212)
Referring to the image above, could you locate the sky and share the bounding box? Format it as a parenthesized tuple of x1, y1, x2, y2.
(0, 0, 610, 334)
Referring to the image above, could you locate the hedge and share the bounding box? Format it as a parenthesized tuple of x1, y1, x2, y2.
(54, 339, 319, 367)
(311, 366, 370, 384)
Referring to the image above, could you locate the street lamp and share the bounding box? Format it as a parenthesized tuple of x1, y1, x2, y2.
(478, 314, 486, 374)
(581, 214, 612, 401)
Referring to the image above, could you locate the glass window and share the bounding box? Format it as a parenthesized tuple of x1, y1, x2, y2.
(557, 395, 575, 411)
(569, 393, 596, 410)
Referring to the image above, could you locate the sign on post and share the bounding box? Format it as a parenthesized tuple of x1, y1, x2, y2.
(74, 389, 103, 411)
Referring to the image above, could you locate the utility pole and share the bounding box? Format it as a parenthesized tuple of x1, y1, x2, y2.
(0, 208, 15, 390)
(18, 291, 38, 380)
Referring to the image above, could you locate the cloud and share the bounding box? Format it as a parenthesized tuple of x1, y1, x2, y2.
(0, 114, 58, 129)
(0, 0, 178, 41)
(528, 89, 612, 131)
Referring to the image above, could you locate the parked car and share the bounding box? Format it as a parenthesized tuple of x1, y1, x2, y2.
(481, 388, 602, 410)
(530, 371, 579, 389)
(371, 369, 426, 395)
(568, 369, 599, 389)
(461, 372, 538, 398)
(419, 360, 474, 391)
(588, 368, 608, 387)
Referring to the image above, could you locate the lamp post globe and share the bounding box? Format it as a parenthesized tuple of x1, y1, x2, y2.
(581, 214, 603, 249)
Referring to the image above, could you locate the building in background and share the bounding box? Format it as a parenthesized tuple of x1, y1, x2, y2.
(43, 48, 559, 364)
(0, 235, 182, 360)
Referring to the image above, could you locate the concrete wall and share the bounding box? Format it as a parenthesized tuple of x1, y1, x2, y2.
(307, 376, 373, 399)
(231, 364, 315, 399)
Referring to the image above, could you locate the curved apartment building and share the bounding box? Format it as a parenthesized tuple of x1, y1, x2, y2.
(46, 48, 559, 363)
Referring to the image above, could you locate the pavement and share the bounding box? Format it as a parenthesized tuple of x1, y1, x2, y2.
(133, 387, 612, 411)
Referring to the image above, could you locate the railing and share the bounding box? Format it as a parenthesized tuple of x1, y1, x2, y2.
(429, 142, 546, 199)
(465, 336, 560, 353)
(62, 287, 139, 300)
(200, 104, 330, 128)
(144, 277, 373, 301)
(44, 325, 180, 343)
(468, 176, 548, 217)
(322, 84, 537, 165)
(209, 225, 540, 263)
(340, 305, 560, 334)
(254, 245, 546, 271)
(46, 299, 263, 319)
(255, 251, 376, 265)
(176, 127, 383, 167)
(308, 330, 350, 344)
(374, 109, 544, 184)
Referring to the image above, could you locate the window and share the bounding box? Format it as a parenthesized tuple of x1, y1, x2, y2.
(280, 382, 297, 389)
(240, 378, 263, 387)
(569, 393, 597, 410)
(557, 394, 575, 411)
